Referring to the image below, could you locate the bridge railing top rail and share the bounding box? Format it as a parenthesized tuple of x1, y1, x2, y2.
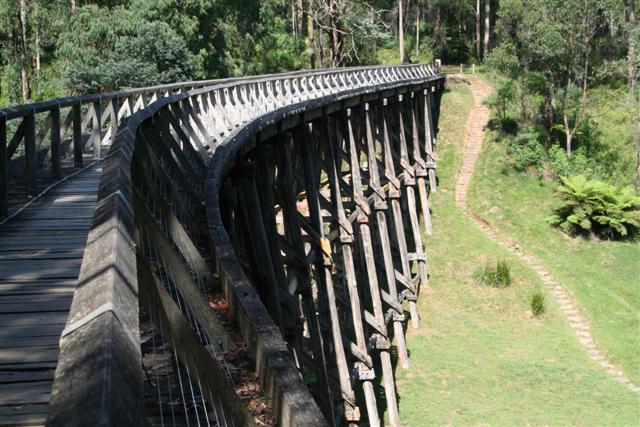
(0, 61, 438, 218)
(0, 62, 439, 119)
(45, 62, 445, 426)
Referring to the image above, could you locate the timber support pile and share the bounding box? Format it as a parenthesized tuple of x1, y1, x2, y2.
(1, 63, 444, 427)
(206, 70, 444, 426)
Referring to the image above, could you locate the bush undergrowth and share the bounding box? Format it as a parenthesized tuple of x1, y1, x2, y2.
(547, 175, 640, 239)
(474, 260, 512, 288)
(530, 290, 546, 316)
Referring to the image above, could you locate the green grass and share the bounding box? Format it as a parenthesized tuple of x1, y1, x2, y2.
(394, 77, 640, 425)
(468, 119, 640, 386)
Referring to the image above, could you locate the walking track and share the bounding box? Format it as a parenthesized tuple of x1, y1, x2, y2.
(0, 163, 102, 426)
(451, 74, 639, 393)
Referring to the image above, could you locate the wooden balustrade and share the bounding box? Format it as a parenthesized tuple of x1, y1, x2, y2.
(40, 63, 444, 427)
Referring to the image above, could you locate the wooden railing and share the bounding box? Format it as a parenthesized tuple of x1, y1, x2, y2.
(0, 63, 440, 218)
(42, 63, 444, 427)
(205, 70, 444, 426)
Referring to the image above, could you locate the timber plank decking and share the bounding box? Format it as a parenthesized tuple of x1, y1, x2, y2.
(0, 164, 101, 426)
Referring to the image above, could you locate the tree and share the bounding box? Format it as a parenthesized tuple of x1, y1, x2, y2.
(629, 0, 637, 90)
(307, 0, 316, 68)
(57, 5, 197, 93)
(475, 0, 481, 60)
(399, 0, 404, 62)
(483, 0, 491, 60)
(493, 0, 617, 156)
(19, 0, 31, 101)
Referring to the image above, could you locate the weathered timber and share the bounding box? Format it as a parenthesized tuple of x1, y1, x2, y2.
(0, 63, 443, 426)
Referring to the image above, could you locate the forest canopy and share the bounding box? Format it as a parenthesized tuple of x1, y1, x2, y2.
(1, 1, 636, 101)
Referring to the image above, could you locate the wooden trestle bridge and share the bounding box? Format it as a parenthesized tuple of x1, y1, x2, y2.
(0, 64, 445, 427)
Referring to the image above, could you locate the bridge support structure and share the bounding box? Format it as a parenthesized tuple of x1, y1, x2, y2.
(207, 77, 444, 425)
(42, 64, 444, 426)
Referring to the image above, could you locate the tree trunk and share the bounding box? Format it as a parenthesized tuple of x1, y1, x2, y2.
(8, 25, 19, 103)
(416, 2, 420, 58)
(297, 0, 304, 36)
(34, 0, 40, 74)
(307, 0, 315, 68)
(19, 0, 31, 102)
(434, 4, 442, 47)
(318, 24, 325, 68)
(328, 0, 341, 67)
(292, 3, 297, 37)
(399, 0, 404, 63)
(71, 0, 76, 14)
(629, 0, 637, 90)
(636, 106, 640, 193)
(318, 6, 325, 68)
(475, 0, 482, 61)
(483, 0, 491, 60)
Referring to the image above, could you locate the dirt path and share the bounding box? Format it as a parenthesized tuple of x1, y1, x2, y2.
(451, 74, 639, 393)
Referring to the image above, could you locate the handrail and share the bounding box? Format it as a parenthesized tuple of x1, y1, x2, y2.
(204, 70, 444, 427)
(0, 62, 440, 218)
(0, 62, 439, 119)
(45, 63, 445, 426)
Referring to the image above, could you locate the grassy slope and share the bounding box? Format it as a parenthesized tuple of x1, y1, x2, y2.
(467, 95, 640, 387)
(395, 78, 639, 426)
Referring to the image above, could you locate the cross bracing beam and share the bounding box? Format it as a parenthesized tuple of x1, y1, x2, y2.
(38, 63, 445, 427)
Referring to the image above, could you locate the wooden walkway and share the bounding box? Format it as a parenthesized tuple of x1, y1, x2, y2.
(0, 164, 101, 426)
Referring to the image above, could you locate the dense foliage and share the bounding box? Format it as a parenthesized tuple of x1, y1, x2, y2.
(1, 0, 412, 101)
(0, 0, 539, 102)
(1, 1, 638, 197)
(548, 175, 640, 239)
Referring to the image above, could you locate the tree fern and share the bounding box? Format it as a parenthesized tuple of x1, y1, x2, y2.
(548, 176, 640, 240)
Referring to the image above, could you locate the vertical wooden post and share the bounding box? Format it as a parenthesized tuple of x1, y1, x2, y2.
(72, 103, 83, 168)
(252, 148, 303, 357)
(345, 108, 399, 426)
(274, 137, 334, 421)
(380, 98, 419, 337)
(364, 100, 410, 375)
(310, 119, 362, 424)
(235, 173, 284, 331)
(328, 114, 381, 427)
(411, 93, 433, 235)
(110, 97, 118, 145)
(299, 123, 354, 424)
(424, 89, 437, 192)
(51, 106, 61, 180)
(92, 99, 102, 158)
(24, 113, 37, 196)
(0, 114, 7, 218)
(397, 95, 427, 328)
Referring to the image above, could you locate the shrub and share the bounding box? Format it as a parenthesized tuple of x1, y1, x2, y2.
(474, 260, 512, 288)
(548, 146, 598, 180)
(547, 175, 640, 239)
(484, 79, 516, 119)
(530, 290, 546, 316)
(504, 128, 545, 173)
(495, 261, 512, 287)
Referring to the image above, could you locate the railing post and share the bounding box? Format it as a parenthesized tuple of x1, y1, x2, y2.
(24, 112, 37, 196)
(92, 99, 102, 158)
(110, 97, 118, 146)
(51, 105, 62, 180)
(72, 103, 83, 168)
(0, 113, 7, 218)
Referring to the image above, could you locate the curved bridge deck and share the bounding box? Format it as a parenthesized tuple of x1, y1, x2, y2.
(0, 64, 446, 426)
(0, 164, 101, 426)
